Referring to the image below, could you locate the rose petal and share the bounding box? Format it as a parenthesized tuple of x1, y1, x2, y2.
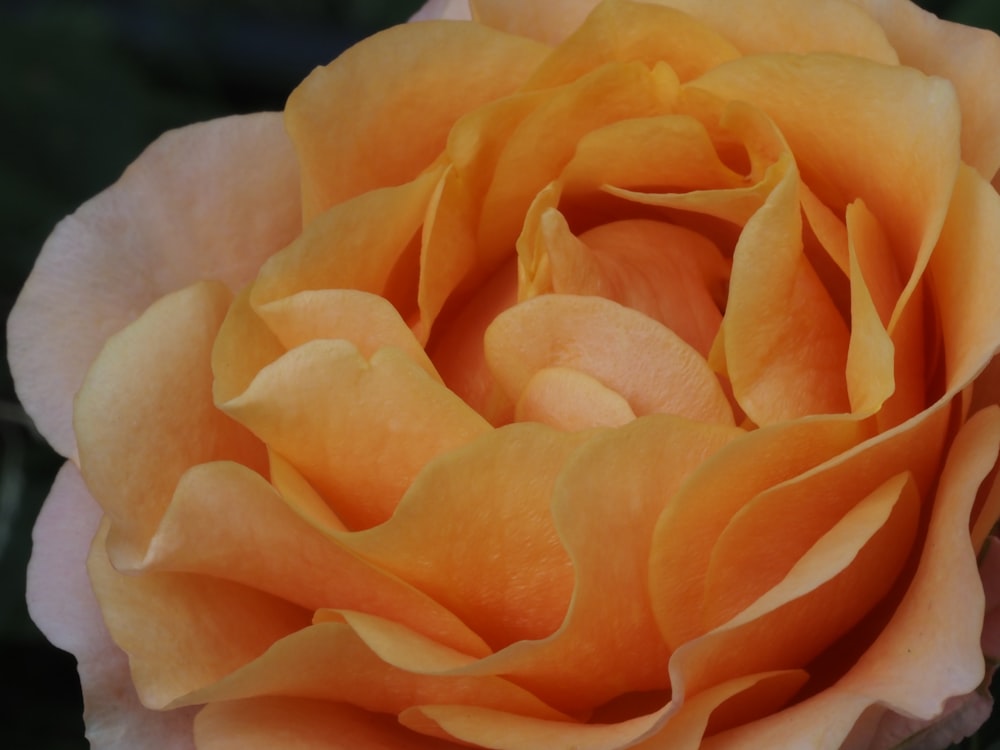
(175, 621, 564, 721)
(692, 53, 961, 335)
(721, 151, 852, 423)
(141, 461, 488, 656)
(27, 463, 197, 750)
(8, 113, 300, 459)
(515, 367, 636, 430)
(221, 340, 490, 530)
(850, 0, 1000, 181)
(521, 0, 740, 88)
(196, 697, 455, 750)
(285, 21, 548, 221)
(701, 406, 1000, 748)
(343, 424, 588, 648)
(485, 294, 734, 424)
(89, 519, 311, 710)
(654, 0, 898, 63)
(410, 0, 472, 22)
(445, 417, 741, 713)
(469, 0, 600, 46)
(74, 281, 267, 569)
(929, 164, 1000, 394)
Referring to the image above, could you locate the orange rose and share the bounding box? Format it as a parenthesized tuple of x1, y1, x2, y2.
(11, 1, 1000, 748)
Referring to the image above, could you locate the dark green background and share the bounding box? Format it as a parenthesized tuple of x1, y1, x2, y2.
(1, 1, 998, 748)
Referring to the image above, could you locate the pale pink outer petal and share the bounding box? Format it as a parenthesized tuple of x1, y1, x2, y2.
(979, 536, 1000, 661)
(410, 0, 472, 21)
(26, 462, 197, 750)
(7, 113, 301, 460)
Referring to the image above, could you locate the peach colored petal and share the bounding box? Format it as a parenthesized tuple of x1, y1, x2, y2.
(469, 0, 599, 45)
(211, 285, 287, 405)
(444, 417, 741, 713)
(89, 519, 311, 710)
(175, 621, 565, 721)
(515, 367, 636, 430)
(7, 113, 299, 459)
(401, 701, 670, 750)
(255, 289, 440, 380)
(424, 257, 518, 421)
(74, 281, 267, 569)
(850, 0, 1000, 181)
(702, 406, 1000, 749)
(267, 450, 349, 532)
(651, 416, 872, 649)
(844, 202, 895, 416)
(27, 463, 197, 750)
(652, 0, 898, 62)
(477, 61, 679, 263)
(485, 294, 734, 424)
(631, 670, 809, 750)
(344, 424, 588, 648)
(251, 167, 443, 322)
(196, 697, 455, 750)
(606, 95, 787, 228)
(410, 0, 471, 22)
(675, 471, 920, 696)
(721, 151, 852, 423)
(521, 0, 740, 89)
(140, 461, 488, 657)
(929, 164, 1000, 393)
(690, 398, 949, 640)
(691, 53, 961, 334)
(221, 340, 490, 529)
(559, 115, 746, 197)
(285, 21, 548, 222)
(521, 215, 729, 357)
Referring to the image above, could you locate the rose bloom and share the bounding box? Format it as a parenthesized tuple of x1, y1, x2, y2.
(10, 0, 1000, 748)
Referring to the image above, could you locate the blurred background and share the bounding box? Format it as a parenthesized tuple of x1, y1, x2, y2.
(1, 1, 999, 748)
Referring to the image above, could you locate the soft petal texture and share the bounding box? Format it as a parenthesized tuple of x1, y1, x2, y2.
(26, 463, 197, 750)
(411, 0, 472, 22)
(74, 281, 267, 568)
(286, 21, 549, 221)
(701, 406, 1000, 748)
(850, 0, 1000, 180)
(8, 114, 300, 458)
(196, 697, 455, 750)
(486, 295, 734, 424)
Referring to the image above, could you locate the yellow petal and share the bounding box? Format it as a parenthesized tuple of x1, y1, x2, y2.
(485, 294, 734, 424)
(286, 21, 548, 222)
(75, 282, 266, 569)
(470, 0, 599, 45)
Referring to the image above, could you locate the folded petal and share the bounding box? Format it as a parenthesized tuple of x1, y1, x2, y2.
(8, 114, 300, 458)
(26, 463, 197, 750)
(74, 281, 267, 568)
(196, 697, 455, 750)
